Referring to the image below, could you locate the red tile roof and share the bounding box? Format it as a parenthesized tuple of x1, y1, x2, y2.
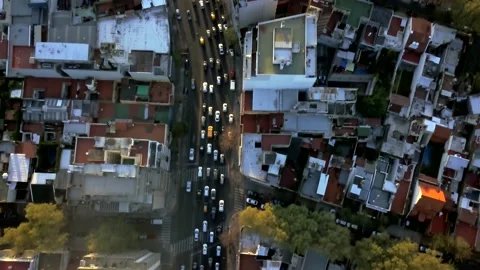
(74, 138, 96, 164)
(388, 16, 404, 36)
(427, 211, 448, 235)
(23, 77, 88, 99)
(391, 177, 411, 215)
(458, 207, 478, 226)
(22, 123, 43, 133)
(12, 46, 36, 69)
(96, 80, 115, 101)
(402, 50, 421, 64)
(239, 254, 261, 270)
(363, 117, 382, 127)
(410, 181, 446, 221)
(0, 38, 8, 59)
(130, 140, 149, 166)
(323, 167, 345, 205)
(89, 124, 107, 137)
(0, 261, 31, 270)
(243, 91, 253, 112)
(261, 134, 291, 151)
(280, 163, 297, 190)
(110, 122, 166, 144)
(363, 25, 378, 45)
(15, 142, 37, 159)
(150, 82, 173, 104)
(442, 74, 454, 91)
(455, 222, 479, 248)
(241, 113, 284, 133)
(406, 17, 431, 53)
(327, 11, 343, 36)
(419, 173, 439, 185)
(390, 94, 410, 106)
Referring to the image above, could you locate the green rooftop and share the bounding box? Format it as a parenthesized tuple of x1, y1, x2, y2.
(335, 0, 373, 28)
(136, 85, 149, 97)
(115, 103, 130, 119)
(257, 14, 306, 75)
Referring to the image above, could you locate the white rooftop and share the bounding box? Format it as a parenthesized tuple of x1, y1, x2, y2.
(252, 89, 299, 112)
(241, 134, 267, 181)
(35, 42, 90, 62)
(8, 154, 30, 183)
(307, 157, 326, 171)
(31, 173, 56, 185)
(446, 155, 469, 170)
(316, 173, 329, 196)
(96, 7, 170, 64)
(469, 95, 480, 115)
(267, 153, 287, 176)
(141, 0, 166, 9)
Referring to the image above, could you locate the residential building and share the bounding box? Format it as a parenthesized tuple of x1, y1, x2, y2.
(384, 14, 407, 52)
(243, 13, 318, 89)
(408, 179, 446, 222)
(401, 17, 432, 66)
(301, 249, 329, 270)
(0, 249, 69, 270)
(78, 250, 160, 270)
(360, 6, 393, 51)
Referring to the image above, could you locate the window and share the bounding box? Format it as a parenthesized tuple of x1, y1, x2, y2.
(254, 142, 261, 148)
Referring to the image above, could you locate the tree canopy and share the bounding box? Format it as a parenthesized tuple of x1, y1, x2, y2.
(451, 0, 480, 33)
(431, 234, 471, 262)
(86, 219, 139, 253)
(224, 28, 238, 47)
(239, 204, 351, 261)
(357, 84, 389, 117)
(0, 203, 68, 253)
(352, 236, 454, 270)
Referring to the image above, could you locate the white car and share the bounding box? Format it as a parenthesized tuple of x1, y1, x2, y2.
(175, 9, 181, 19)
(215, 111, 220, 122)
(211, 188, 216, 200)
(186, 181, 192, 192)
(215, 262, 219, 270)
(220, 154, 224, 164)
(209, 232, 214, 243)
(216, 76, 221, 85)
(218, 43, 224, 55)
(219, 200, 224, 212)
(228, 114, 234, 123)
(206, 29, 211, 38)
(206, 167, 211, 177)
(222, 103, 227, 112)
(189, 148, 195, 161)
(201, 116, 206, 127)
(198, 166, 203, 177)
(202, 82, 208, 92)
(220, 174, 225, 185)
(201, 130, 205, 139)
(209, 84, 214, 94)
(246, 198, 258, 206)
(208, 106, 213, 116)
(223, 24, 228, 31)
(194, 228, 199, 241)
(202, 103, 206, 112)
(216, 246, 221, 256)
(202, 244, 208, 255)
(218, 24, 223, 32)
(213, 150, 218, 161)
(207, 143, 212, 154)
(203, 220, 208, 232)
(204, 186, 210, 197)
(199, 0, 204, 9)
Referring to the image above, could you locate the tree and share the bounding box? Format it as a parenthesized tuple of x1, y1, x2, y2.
(172, 121, 189, 139)
(451, 0, 480, 33)
(431, 234, 471, 262)
(0, 203, 68, 253)
(219, 127, 240, 152)
(238, 204, 283, 241)
(371, 240, 454, 270)
(86, 219, 139, 253)
(357, 84, 389, 117)
(224, 28, 238, 47)
(352, 234, 395, 270)
(310, 211, 351, 261)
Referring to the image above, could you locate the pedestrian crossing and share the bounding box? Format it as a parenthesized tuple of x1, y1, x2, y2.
(233, 188, 245, 212)
(180, 165, 227, 184)
(159, 216, 172, 245)
(170, 235, 195, 257)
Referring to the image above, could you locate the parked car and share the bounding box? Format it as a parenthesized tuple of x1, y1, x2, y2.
(186, 181, 192, 192)
(189, 148, 195, 161)
(194, 228, 200, 241)
(246, 198, 258, 206)
(219, 200, 224, 212)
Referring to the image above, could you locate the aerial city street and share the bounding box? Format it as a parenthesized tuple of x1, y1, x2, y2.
(2, 0, 480, 269)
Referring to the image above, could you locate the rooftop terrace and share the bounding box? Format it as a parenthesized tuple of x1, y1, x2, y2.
(257, 14, 308, 75)
(334, 0, 373, 28)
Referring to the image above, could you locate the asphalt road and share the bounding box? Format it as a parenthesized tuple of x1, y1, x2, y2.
(167, 0, 242, 269)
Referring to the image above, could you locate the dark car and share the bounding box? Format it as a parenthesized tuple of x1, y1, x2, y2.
(203, 61, 207, 71)
(216, 225, 222, 234)
(211, 206, 217, 220)
(184, 58, 189, 69)
(197, 189, 202, 200)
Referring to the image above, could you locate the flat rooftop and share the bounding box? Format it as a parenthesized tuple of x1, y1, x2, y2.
(257, 14, 306, 75)
(241, 134, 267, 181)
(96, 7, 170, 64)
(335, 0, 373, 28)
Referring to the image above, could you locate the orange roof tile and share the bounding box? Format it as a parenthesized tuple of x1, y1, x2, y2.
(420, 182, 446, 202)
(15, 142, 37, 159)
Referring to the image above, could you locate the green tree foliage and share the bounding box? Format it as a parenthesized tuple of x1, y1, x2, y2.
(451, 0, 480, 33)
(172, 121, 189, 139)
(86, 219, 139, 253)
(357, 84, 389, 117)
(224, 28, 238, 47)
(353, 238, 453, 270)
(239, 204, 351, 261)
(0, 203, 68, 253)
(431, 234, 471, 262)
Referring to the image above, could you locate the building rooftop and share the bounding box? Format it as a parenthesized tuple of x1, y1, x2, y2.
(431, 24, 456, 47)
(120, 80, 173, 104)
(11, 46, 36, 69)
(252, 89, 299, 111)
(96, 7, 170, 65)
(261, 134, 291, 151)
(301, 249, 329, 270)
(241, 134, 267, 181)
(239, 254, 262, 270)
(257, 14, 314, 75)
(34, 42, 91, 62)
(48, 13, 97, 48)
(283, 113, 333, 137)
(455, 222, 479, 248)
(406, 17, 432, 54)
(390, 165, 414, 215)
(241, 113, 284, 133)
(334, 0, 373, 28)
(387, 15, 405, 37)
(443, 38, 463, 74)
(369, 6, 393, 29)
